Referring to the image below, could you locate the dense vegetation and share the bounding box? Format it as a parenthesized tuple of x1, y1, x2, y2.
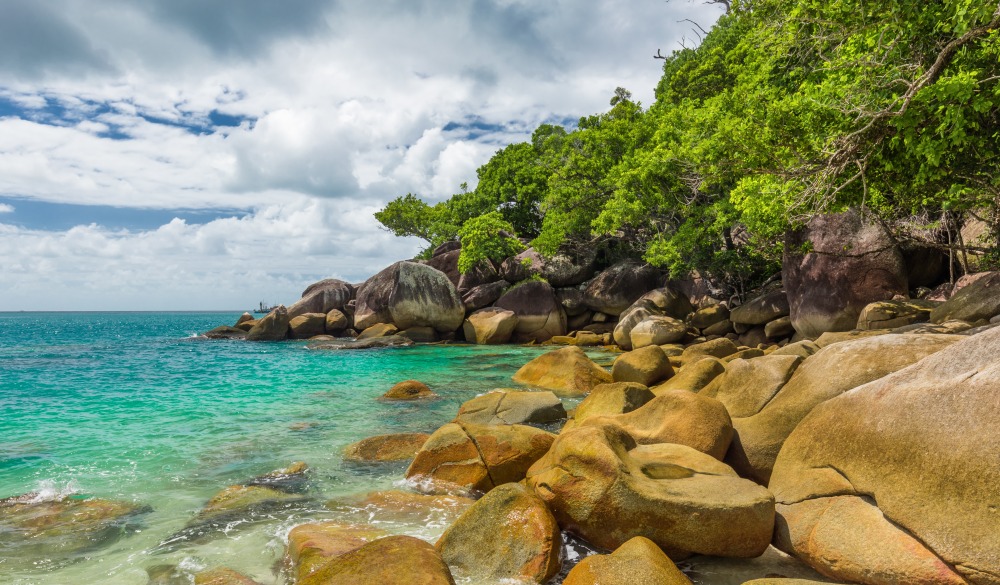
(376, 0, 1000, 297)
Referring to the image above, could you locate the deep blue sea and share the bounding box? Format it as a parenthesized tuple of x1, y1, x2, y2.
(0, 312, 608, 584)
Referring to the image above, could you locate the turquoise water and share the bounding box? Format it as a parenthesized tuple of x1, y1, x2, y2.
(0, 312, 600, 584)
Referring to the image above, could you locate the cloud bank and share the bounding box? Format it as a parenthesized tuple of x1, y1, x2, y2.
(0, 0, 722, 310)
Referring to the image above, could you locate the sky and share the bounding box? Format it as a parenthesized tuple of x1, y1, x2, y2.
(0, 0, 723, 311)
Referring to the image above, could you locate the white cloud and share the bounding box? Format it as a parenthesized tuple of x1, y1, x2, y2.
(0, 0, 724, 309)
(0, 203, 13, 213)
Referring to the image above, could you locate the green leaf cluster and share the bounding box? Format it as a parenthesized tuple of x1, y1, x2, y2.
(376, 0, 1000, 285)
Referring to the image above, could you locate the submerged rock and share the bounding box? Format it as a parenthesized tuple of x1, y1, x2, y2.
(342, 433, 430, 462)
(0, 494, 150, 567)
(285, 522, 387, 582)
(306, 336, 414, 350)
(193, 568, 263, 585)
(326, 490, 473, 526)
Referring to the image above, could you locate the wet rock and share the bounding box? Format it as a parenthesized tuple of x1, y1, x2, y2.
(285, 522, 387, 581)
(307, 336, 414, 350)
(495, 280, 567, 343)
(246, 305, 289, 341)
(563, 536, 693, 585)
(436, 483, 561, 584)
(512, 346, 612, 396)
(326, 490, 473, 526)
(611, 346, 673, 386)
(203, 326, 247, 340)
(357, 323, 400, 339)
(398, 326, 438, 342)
(343, 433, 431, 462)
(784, 209, 907, 337)
(405, 423, 555, 494)
(354, 261, 464, 333)
(770, 326, 1000, 585)
(193, 567, 263, 585)
(246, 461, 309, 493)
(298, 535, 456, 585)
(613, 287, 694, 350)
(727, 334, 961, 484)
(462, 307, 518, 345)
(526, 422, 774, 558)
(455, 390, 566, 426)
(584, 261, 663, 316)
(380, 380, 437, 401)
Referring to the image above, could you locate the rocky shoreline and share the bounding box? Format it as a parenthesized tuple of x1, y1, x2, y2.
(5, 209, 1000, 584)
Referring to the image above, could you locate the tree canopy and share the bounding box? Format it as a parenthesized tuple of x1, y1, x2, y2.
(376, 0, 1000, 295)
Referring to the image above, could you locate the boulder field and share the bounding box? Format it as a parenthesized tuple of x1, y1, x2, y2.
(185, 214, 1000, 584)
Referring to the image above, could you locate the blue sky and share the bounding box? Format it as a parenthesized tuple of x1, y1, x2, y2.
(0, 0, 722, 310)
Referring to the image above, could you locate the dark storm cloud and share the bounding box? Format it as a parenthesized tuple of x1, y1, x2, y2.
(0, 1, 114, 78)
(139, 0, 337, 57)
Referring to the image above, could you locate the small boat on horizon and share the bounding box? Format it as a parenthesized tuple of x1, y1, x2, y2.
(253, 301, 277, 314)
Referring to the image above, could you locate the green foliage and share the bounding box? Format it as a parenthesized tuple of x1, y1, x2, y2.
(376, 0, 1000, 295)
(457, 212, 525, 273)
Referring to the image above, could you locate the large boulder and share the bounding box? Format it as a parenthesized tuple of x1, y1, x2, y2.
(462, 307, 518, 345)
(700, 354, 803, 418)
(611, 345, 673, 387)
(727, 334, 961, 484)
(456, 259, 501, 293)
(930, 271, 1000, 324)
(298, 535, 456, 585)
(461, 280, 508, 312)
(584, 261, 663, 316)
(405, 423, 555, 493)
(354, 262, 464, 333)
(770, 326, 1000, 585)
(289, 279, 354, 319)
(285, 522, 387, 581)
(436, 483, 561, 584)
(856, 299, 936, 330)
(584, 389, 733, 459)
(652, 357, 726, 394)
(494, 280, 567, 342)
(526, 422, 774, 558)
(288, 313, 327, 339)
(730, 290, 790, 326)
(245, 305, 289, 341)
(569, 382, 655, 428)
(424, 249, 461, 287)
(512, 346, 612, 396)
(455, 390, 566, 426)
(563, 536, 693, 585)
(783, 209, 908, 338)
(629, 316, 688, 348)
(614, 287, 694, 350)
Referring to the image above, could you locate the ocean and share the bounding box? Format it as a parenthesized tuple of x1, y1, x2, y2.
(0, 311, 598, 584)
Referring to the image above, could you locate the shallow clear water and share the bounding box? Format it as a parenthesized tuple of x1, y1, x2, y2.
(0, 312, 600, 584)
